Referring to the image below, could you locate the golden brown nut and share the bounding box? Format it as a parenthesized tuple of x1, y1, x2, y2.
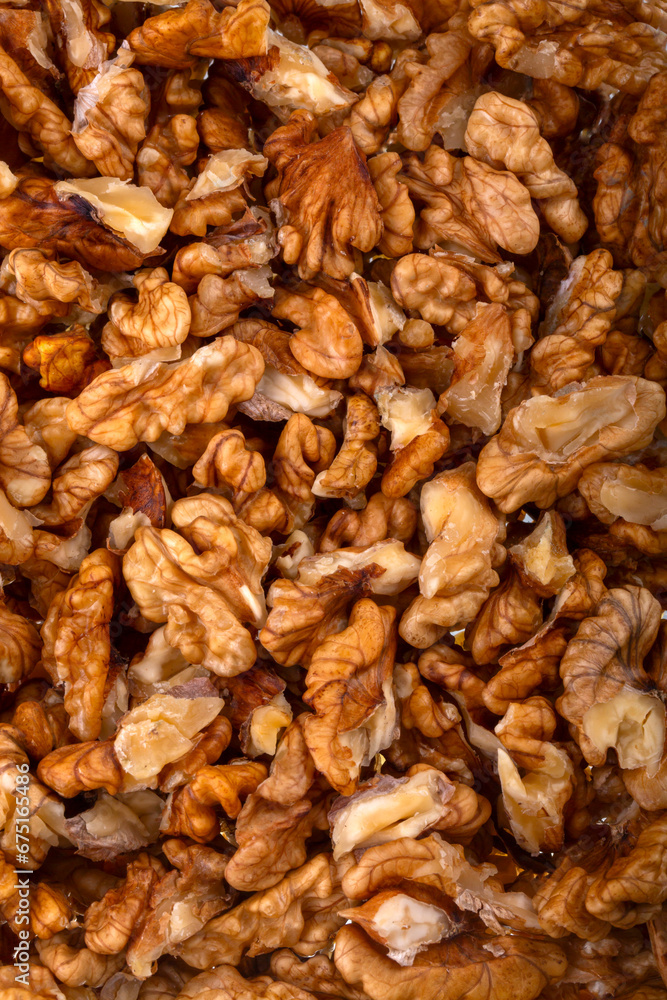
(0, 599, 41, 685)
(495, 698, 575, 854)
(226, 29, 357, 122)
(467, 0, 666, 95)
(320, 491, 417, 552)
(113, 681, 224, 789)
(170, 965, 322, 998)
(66, 336, 264, 450)
(123, 843, 231, 978)
(270, 949, 370, 1000)
(36, 930, 126, 988)
(376, 385, 450, 498)
(124, 495, 271, 677)
(312, 395, 379, 503)
(3, 248, 106, 317)
(508, 511, 575, 597)
(193, 426, 266, 498)
(22, 397, 78, 471)
(162, 760, 267, 841)
(318, 272, 405, 349)
(273, 283, 363, 379)
(534, 854, 612, 942)
(551, 547, 607, 621)
(594, 71, 667, 280)
(188, 268, 273, 338)
(261, 541, 419, 667)
(0, 176, 160, 272)
(0, 45, 94, 177)
(272, 412, 337, 530)
(0, 373, 51, 507)
(0, 727, 67, 868)
(402, 145, 540, 262)
(175, 853, 352, 969)
(32, 444, 118, 529)
(0, 487, 36, 565)
(102, 268, 191, 362)
(345, 51, 412, 155)
(465, 91, 586, 242)
(84, 853, 163, 956)
(368, 152, 415, 257)
(400, 463, 504, 647)
(264, 109, 382, 281)
(334, 923, 566, 1000)
(23, 329, 110, 397)
(37, 738, 124, 798)
(128, 0, 270, 68)
(530, 250, 626, 392)
(578, 462, 667, 552)
(483, 623, 569, 716)
(137, 114, 200, 209)
(393, 249, 539, 348)
(342, 833, 539, 932)
(558, 586, 664, 770)
(528, 79, 580, 138)
(396, 30, 474, 152)
(467, 571, 543, 666)
(40, 548, 121, 742)
(390, 252, 476, 326)
(441, 302, 514, 436)
(232, 317, 343, 420)
(71, 51, 150, 180)
(303, 599, 396, 795)
(223, 729, 328, 892)
(44, 0, 115, 95)
(170, 148, 267, 238)
(586, 812, 667, 928)
(338, 888, 460, 967)
(329, 767, 463, 860)
(476, 375, 666, 512)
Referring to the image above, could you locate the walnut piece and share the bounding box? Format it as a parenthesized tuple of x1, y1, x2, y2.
(264, 110, 382, 281)
(476, 376, 666, 512)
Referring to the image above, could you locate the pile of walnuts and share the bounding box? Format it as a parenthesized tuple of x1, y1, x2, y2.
(1, 0, 667, 997)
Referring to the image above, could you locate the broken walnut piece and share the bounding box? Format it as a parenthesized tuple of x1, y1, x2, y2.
(476, 375, 666, 512)
(440, 301, 514, 437)
(376, 385, 450, 498)
(400, 463, 504, 648)
(175, 852, 352, 969)
(558, 585, 664, 770)
(264, 109, 382, 281)
(123, 494, 271, 677)
(303, 599, 397, 795)
(127, 0, 270, 68)
(71, 52, 150, 181)
(495, 697, 575, 855)
(102, 267, 191, 363)
(312, 394, 379, 504)
(402, 145, 540, 262)
(66, 336, 264, 451)
(530, 249, 626, 393)
(333, 922, 566, 1000)
(508, 510, 575, 597)
(273, 282, 363, 379)
(465, 91, 587, 243)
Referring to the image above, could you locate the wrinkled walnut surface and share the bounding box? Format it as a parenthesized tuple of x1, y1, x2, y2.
(0, 2, 666, 999)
